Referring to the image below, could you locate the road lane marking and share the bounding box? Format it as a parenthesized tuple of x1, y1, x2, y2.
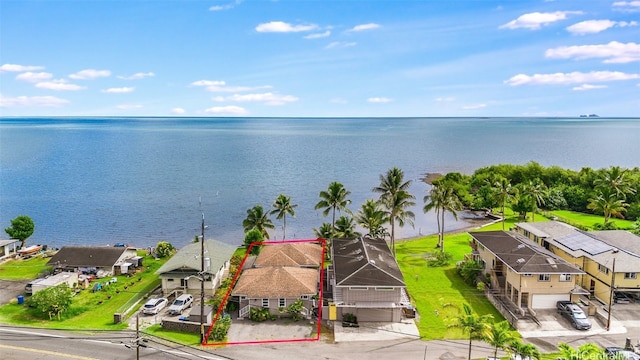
(0, 343, 98, 360)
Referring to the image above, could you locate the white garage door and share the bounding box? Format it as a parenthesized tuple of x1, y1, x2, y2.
(356, 308, 394, 322)
(531, 294, 569, 309)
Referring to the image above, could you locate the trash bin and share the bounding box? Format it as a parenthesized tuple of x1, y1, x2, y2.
(17, 295, 24, 304)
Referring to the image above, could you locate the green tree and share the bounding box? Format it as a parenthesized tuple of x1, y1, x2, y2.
(373, 167, 415, 257)
(244, 229, 263, 255)
(315, 182, 352, 239)
(557, 342, 603, 360)
(354, 199, 388, 238)
(334, 216, 361, 238)
(494, 177, 513, 230)
(510, 340, 541, 360)
(587, 188, 629, 224)
(313, 223, 334, 240)
(243, 204, 275, 240)
(448, 303, 493, 360)
(423, 183, 462, 251)
(595, 166, 637, 200)
(156, 241, 175, 258)
(26, 283, 74, 320)
(523, 179, 547, 222)
(485, 320, 518, 360)
(270, 194, 297, 240)
(5, 215, 35, 248)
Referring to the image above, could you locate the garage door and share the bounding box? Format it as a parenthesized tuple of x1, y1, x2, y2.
(531, 294, 569, 309)
(356, 308, 394, 322)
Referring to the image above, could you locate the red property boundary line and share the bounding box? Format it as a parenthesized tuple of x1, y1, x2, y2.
(202, 238, 326, 346)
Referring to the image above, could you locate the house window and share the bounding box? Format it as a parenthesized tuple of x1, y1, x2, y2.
(523, 274, 533, 277)
(167, 278, 174, 282)
(279, 298, 286, 307)
(375, 287, 393, 291)
(349, 286, 368, 291)
(181, 278, 188, 287)
(538, 274, 550, 282)
(598, 264, 610, 275)
(262, 299, 269, 308)
(625, 273, 637, 279)
(559, 274, 572, 282)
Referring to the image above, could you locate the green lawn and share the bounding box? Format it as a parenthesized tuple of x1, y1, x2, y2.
(144, 324, 201, 346)
(0, 253, 167, 330)
(548, 210, 634, 229)
(0, 256, 52, 280)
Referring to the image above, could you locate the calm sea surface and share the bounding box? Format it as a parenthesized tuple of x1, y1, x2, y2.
(1, 117, 638, 249)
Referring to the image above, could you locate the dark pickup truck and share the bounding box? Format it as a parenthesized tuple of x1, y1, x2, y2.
(556, 300, 591, 330)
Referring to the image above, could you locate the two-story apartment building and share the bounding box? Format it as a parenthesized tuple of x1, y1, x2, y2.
(515, 221, 640, 305)
(470, 230, 584, 312)
(330, 236, 410, 322)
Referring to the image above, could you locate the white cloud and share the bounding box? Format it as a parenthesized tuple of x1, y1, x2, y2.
(545, 41, 640, 63)
(435, 97, 456, 102)
(117, 72, 155, 80)
(0, 64, 44, 72)
(500, 11, 583, 30)
(204, 105, 248, 115)
(347, 23, 381, 32)
(255, 21, 318, 33)
(209, 0, 242, 11)
(567, 20, 637, 34)
(191, 80, 226, 87)
(171, 107, 186, 114)
(116, 104, 143, 109)
(367, 97, 393, 103)
(304, 31, 331, 39)
(325, 41, 357, 49)
(0, 94, 69, 107)
(572, 84, 608, 91)
(69, 69, 111, 80)
(462, 103, 487, 110)
(505, 71, 640, 86)
(222, 92, 299, 106)
(192, 80, 272, 93)
(35, 79, 85, 91)
(102, 87, 135, 93)
(613, 1, 640, 12)
(15, 72, 53, 82)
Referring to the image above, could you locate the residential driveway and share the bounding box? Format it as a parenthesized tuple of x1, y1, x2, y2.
(519, 307, 632, 338)
(226, 318, 316, 343)
(333, 319, 420, 342)
(0, 279, 29, 304)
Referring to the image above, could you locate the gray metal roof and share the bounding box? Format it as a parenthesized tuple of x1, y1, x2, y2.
(332, 236, 405, 287)
(156, 239, 236, 275)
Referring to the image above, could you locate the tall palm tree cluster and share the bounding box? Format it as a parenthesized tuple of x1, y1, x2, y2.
(241, 166, 465, 257)
(588, 166, 637, 225)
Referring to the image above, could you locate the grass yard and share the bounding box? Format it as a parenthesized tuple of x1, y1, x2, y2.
(0, 253, 167, 330)
(0, 256, 52, 280)
(548, 210, 634, 230)
(144, 324, 201, 346)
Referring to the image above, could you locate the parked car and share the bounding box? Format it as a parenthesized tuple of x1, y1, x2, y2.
(142, 297, 168, 315)
(168, 294, 193, 315)
(605, 347, 640, 360)
(557, 300, 591, 330)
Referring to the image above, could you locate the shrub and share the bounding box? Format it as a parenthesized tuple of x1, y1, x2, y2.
(210, 315, 231, 342)
(457, 259, 483, 286)
(249, 307, 272, 322)
(427, 251, 452, 267)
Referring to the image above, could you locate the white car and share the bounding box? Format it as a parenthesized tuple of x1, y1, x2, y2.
(168, 294, 193, 315)
(142, 297, 168, 315)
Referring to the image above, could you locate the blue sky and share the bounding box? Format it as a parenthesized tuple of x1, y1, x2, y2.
(1, 0, 639, 117)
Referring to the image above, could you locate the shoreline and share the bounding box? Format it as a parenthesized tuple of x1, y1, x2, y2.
(397, 215, 501, 242)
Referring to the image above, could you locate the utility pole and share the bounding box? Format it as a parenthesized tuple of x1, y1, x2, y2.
(136, 313, 140, 360)
(606, 256, 616, 331)
(200, 212, 205, 344)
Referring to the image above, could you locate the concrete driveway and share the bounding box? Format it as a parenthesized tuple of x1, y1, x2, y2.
(226, 318, 316, 343)
(0, 279, 29, 304)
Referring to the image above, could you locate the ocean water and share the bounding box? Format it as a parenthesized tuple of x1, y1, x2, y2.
(1, 117, 638, 249)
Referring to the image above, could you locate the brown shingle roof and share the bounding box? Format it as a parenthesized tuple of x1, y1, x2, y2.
(254, 242, 323, 268)
(232, 267, 318, 298)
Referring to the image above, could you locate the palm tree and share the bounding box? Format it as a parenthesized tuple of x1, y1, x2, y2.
(523, 179, 546, 222)
(424, 183, 462, 251)
(313, 222, 334, 240)
(510, 340, 541, 360)
(448, 303, 493, 360)
(595, 166, 637, 199)
(242, 204, 275, 240)
(587, 188, 629, 224)
(485, 320, 518, 360)
(270, 194, 297, 240)
(354, 199, 388, 238)
(372, 167, 415, 257)
(315, 182, 352, 239)
(557, 342, 603, 360)
(494, 177, 514, 230)
(334, 216, 361, 238)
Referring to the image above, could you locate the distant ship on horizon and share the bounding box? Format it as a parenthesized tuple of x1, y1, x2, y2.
(579, 114, 600, 118)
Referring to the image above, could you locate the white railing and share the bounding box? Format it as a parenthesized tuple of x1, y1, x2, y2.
(239, 305, 250, 319)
